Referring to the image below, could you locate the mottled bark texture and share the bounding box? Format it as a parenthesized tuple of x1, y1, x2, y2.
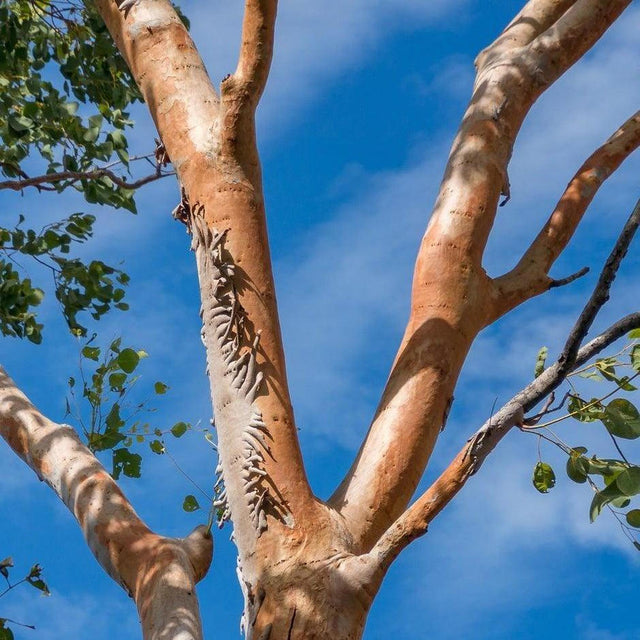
(0, 368, 213, 640)
(2, 1, 639, 639)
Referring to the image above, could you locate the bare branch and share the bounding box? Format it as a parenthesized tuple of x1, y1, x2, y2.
(492, 111, 640, 318)
(525, 0, 632, 92)
(0, 366, 212, 640)
(369, 310, 640, 570)
(558, 198, 640, 368)
(218, 0, 277, 182)
(548, 266, 589, 289)
(231, 0, 278, 107)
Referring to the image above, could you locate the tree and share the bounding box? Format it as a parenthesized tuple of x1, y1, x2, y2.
(1, 0, 640, 638)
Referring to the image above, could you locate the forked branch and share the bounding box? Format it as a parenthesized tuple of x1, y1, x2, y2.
(330, 0, 633, 551)
(492, 111, 640, 318)
(370, 197, 640, 569)
(476, 0, 577, 70)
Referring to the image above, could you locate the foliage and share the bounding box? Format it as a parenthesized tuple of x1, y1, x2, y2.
(528, 332, 640, 548)
(65, 336, 199, 480)
(0, 0, 141, 188)
(0, 0, 146, 342)
(0, 213, 130, 341)
(0, 556, 49, 638)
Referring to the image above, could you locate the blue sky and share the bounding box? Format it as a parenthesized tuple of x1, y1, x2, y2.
(2, 1, 640, 638)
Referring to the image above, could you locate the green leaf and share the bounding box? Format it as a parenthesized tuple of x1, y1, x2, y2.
(629, 329, 640, 339)
(182, 495, 200, 512)
(631, 344, 640, 372)
(0, 622, 15, 640)
(154, 381, 168, 395)
(601, 399, 640, 439)
(566, 450, 589, 484)
(534, 346, 548, 378)
(112, 448, 142, 480)
(81, 345, 101, 361)
(105, 403, 124, 432)
(149, 440, 164, 454)
(117, 348, 140, 373)
(170, 422, 188, 438)
(533, 461, 556, 493)
(610, 496, 631, 509)
(585, 457, 627, 478)
(615, 467, 640, 496)
(109, 372, 127, 390)
(595, 358, 617, 382)
(627, 510, 640, 527)
(577, 370, 603, 381)
(568, 396, 603, 422)
(27, 564, 49, 595)
(0, 556, 12, 579)
(589, 481, 625, 522)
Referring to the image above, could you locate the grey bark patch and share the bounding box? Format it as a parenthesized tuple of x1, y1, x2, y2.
(189, 208, 287, 536)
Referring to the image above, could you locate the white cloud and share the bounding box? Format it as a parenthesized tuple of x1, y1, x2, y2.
(2, 588, 137, 640)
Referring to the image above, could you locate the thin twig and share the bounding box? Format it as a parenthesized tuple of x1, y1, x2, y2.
(549, 266, 590, 288)
(0, 167, 174, 192)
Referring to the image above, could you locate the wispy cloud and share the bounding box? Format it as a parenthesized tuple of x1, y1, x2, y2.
(184, 0, 470, 138)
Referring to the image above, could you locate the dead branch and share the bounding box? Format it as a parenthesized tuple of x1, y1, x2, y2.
(0, 166, 174, 193)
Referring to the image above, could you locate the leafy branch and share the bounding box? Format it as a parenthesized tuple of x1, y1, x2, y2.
(0, 557, 49, 640)
(0, 151, 174, 195)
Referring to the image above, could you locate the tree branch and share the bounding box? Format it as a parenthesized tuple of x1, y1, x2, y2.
(329, 0, 631, 551)
(94, 0, 220, 177)
(492, 111, 640, 318)
(0, 366, 212, 640)
(96, 0, 315, 548)
(232, 0, 278, 107)
(369, 309, 640, 570)
(218, 0, 278, 182)
(367, 195, 640, 566)
(0, 166, 174, 193)
(525, 0, 632, 93)
(557, 197, 640, 367)
(476, 0, 577, 71)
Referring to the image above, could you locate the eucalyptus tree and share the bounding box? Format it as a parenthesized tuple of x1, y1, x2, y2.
(1, 1, 640, 639)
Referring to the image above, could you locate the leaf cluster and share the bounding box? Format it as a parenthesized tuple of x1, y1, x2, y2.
(0, 0, 141, 204)
(0, 213, 129, 341)
(0, 556, 49, 640)
(530, 333, 640, 548)
(68, 337, 190, 480)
